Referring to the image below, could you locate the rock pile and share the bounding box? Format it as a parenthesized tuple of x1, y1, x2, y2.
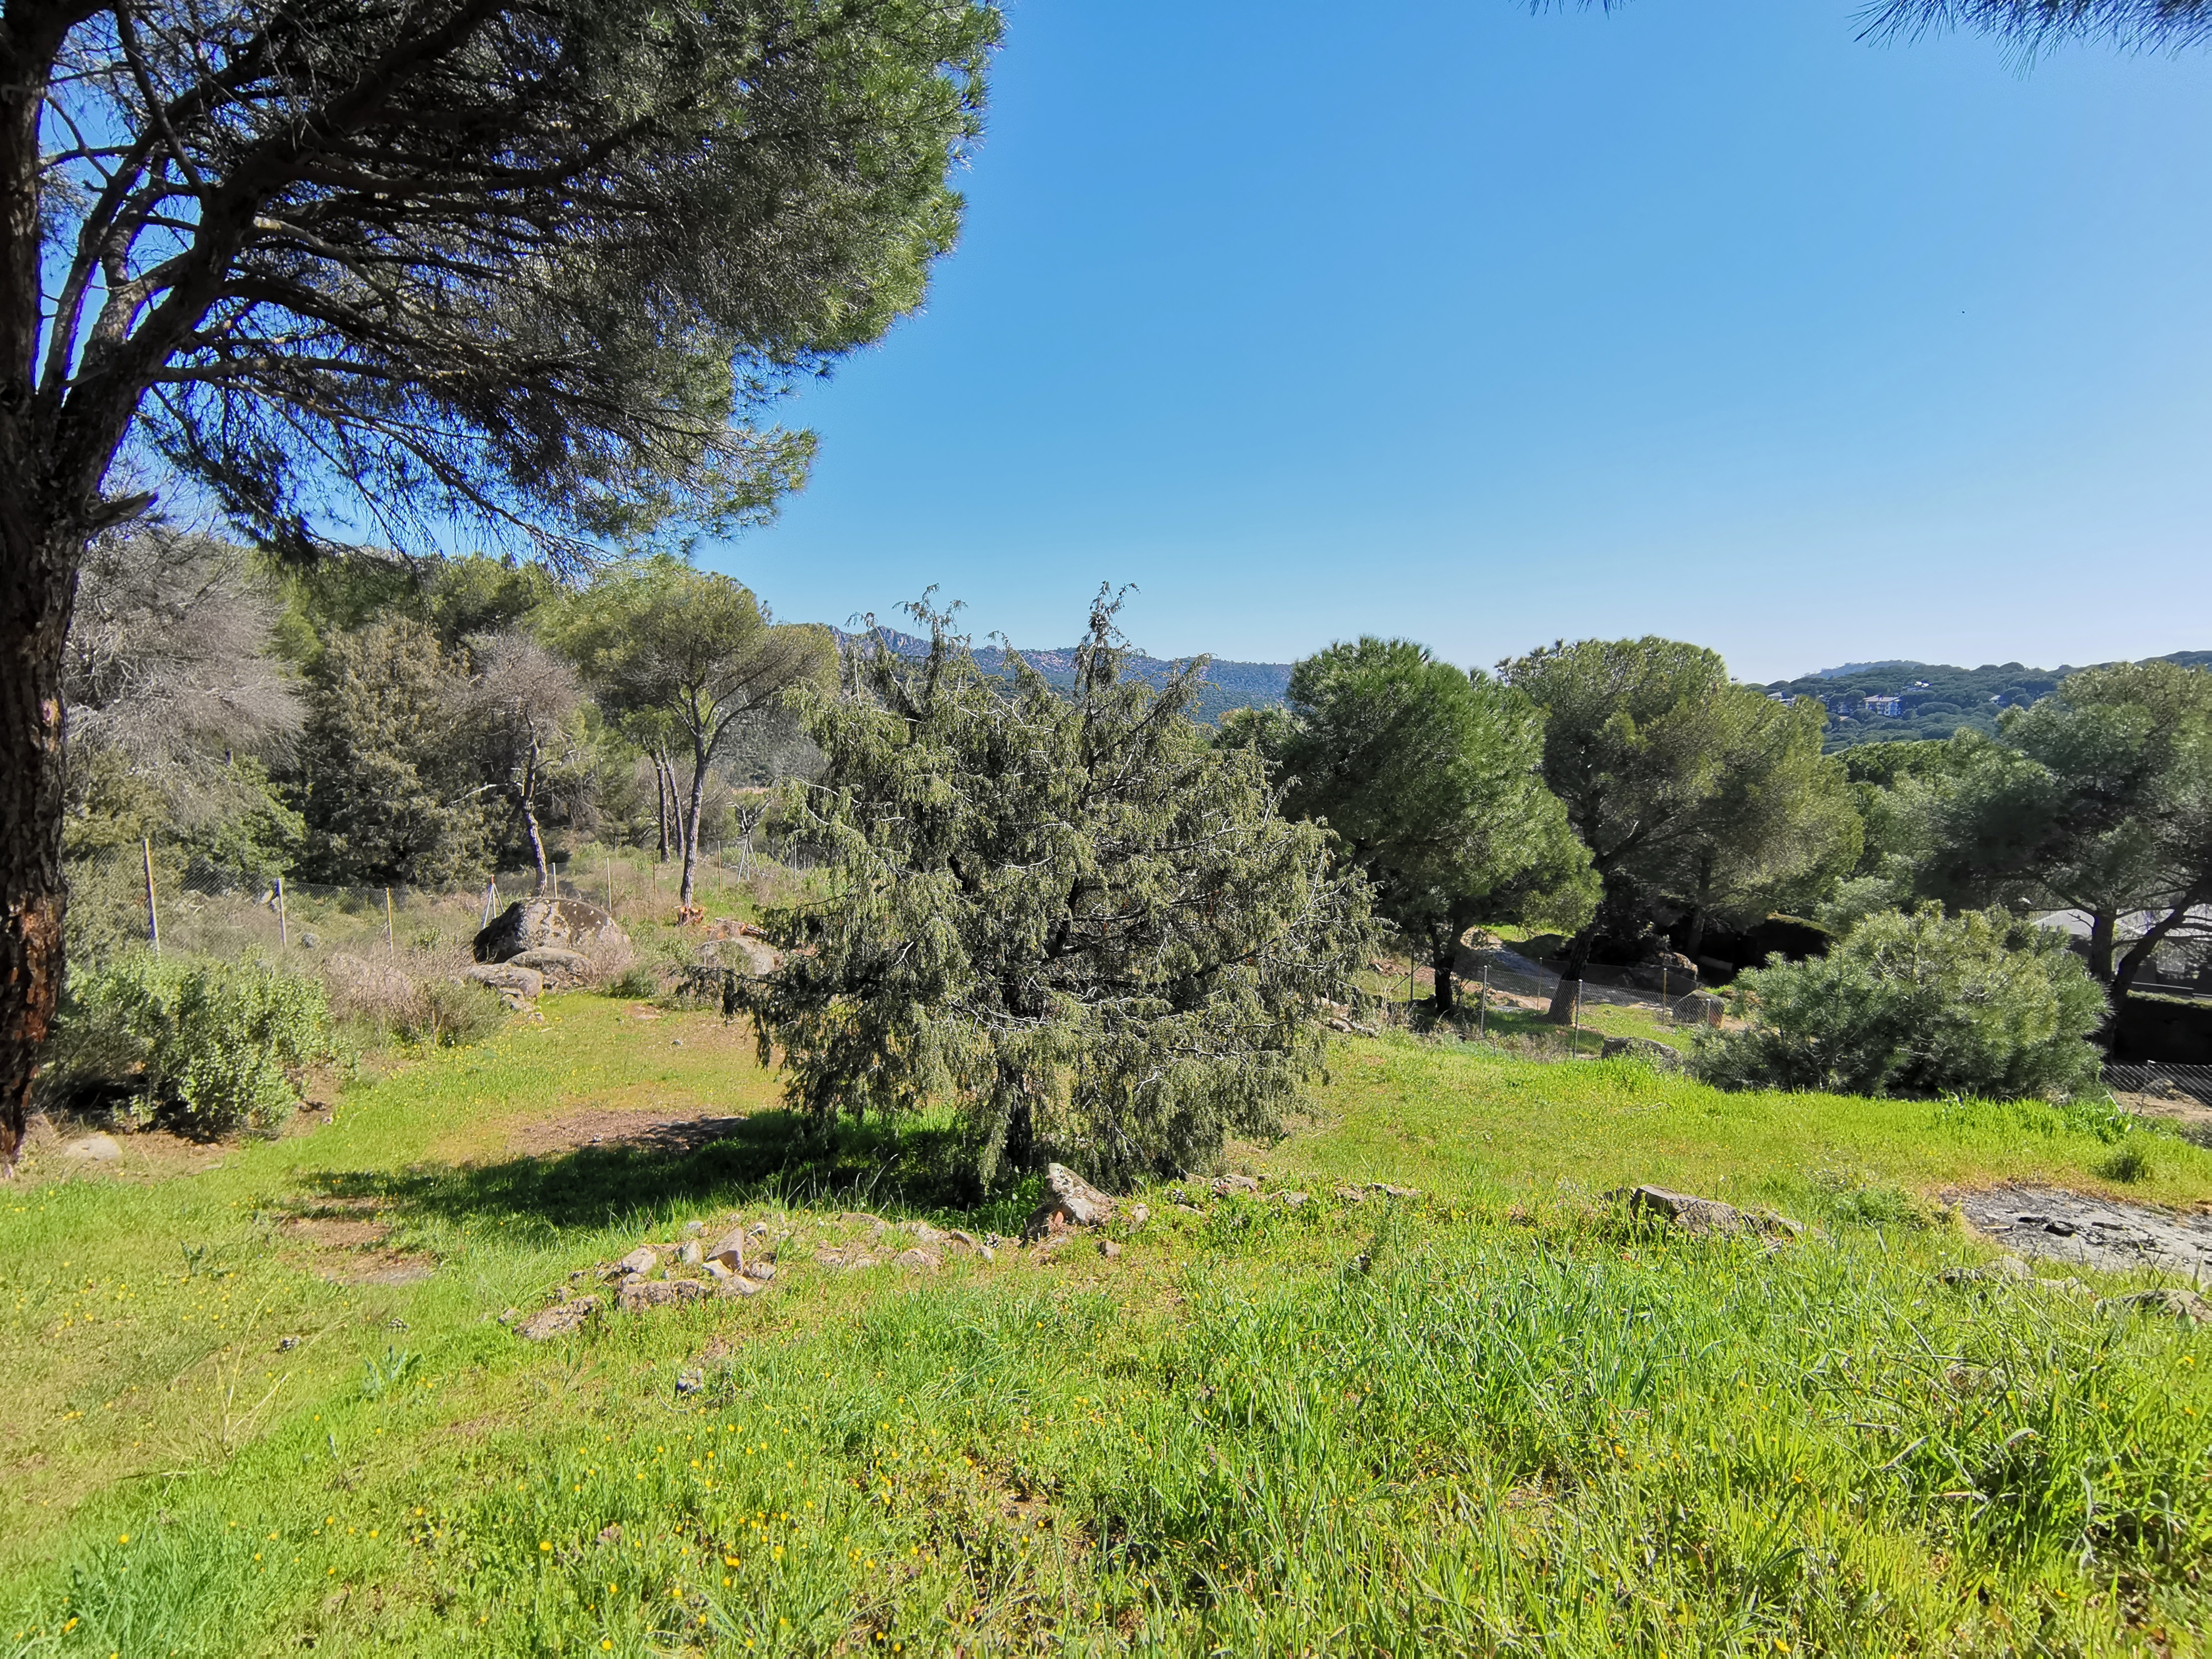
(513, 1219, 776, 1339)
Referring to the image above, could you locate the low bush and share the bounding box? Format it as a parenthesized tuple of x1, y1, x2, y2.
(49, 952, 331, 1133)
(1693, 904, 2105, 1100)
(603, 964, 661, 1000)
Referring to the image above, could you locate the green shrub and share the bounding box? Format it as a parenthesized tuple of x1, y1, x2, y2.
(51, 953, 331, 1133)
(604, 965, 661, 1000)
(1692, 904, 2105, 1101)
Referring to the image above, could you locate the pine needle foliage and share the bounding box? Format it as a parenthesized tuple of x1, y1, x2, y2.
(745, 592, 1373, 1191)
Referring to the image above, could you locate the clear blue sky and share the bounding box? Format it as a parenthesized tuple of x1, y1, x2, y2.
(699, 0, 2212, 684)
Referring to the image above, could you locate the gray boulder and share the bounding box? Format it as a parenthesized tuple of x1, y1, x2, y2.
(508, 947, 594, 989)
(1624, 951, 1698, 992)
(464, 962, 542, 1007)
(1608, 1184, 1801, 1241)
(473, 898, 628, 964)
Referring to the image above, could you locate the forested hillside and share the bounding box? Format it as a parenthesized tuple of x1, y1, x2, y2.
(1767, 650, 2212, 750)
(840, 625, 1292, 724)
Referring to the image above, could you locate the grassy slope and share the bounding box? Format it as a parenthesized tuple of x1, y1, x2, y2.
(3, 1001, 2210, 1657)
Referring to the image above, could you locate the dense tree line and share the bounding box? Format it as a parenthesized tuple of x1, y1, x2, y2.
(61, 536, 834, 900)
(72, 553, 2212, 1044)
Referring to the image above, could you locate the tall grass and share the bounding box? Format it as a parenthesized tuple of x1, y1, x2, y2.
(5, 1002, 2210, 1655)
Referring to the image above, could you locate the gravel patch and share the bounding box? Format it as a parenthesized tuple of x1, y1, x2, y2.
(1956, 1186, 2212, 1280)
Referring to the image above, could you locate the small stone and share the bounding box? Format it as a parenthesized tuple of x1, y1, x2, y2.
(1210, 1174, 1261, 1196)
(978, 1245, 997, 1263)
(705, 1230, 747, 1270)
(62, 1135, 120, 1162)
(894, 1248, 941, 1273)
(715, 1274, 763, 1299)
(277, 1334, 303, 1349)
(1129, 1203, 1150, 1226)
(516, 1297, 601, 1341)
(616, 1246, 658, 1278)
(2099, 1288, 2212, 1324)
(742, 1261, 775, 1283)
(1023, 1164, 1120, 1240)
(681, 1221, 704, 1238)
(617, 1279, 709, 1313)
(704, 1259, 735, 1281)
(1099, 1239, 1123, 1259)
(680, 1240, 703, 1266)
(1274, 1190, 1309, 1209)
(1993, 1254, 2034, 1281)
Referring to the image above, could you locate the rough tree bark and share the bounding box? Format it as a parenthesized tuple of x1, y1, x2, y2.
(653, 749, 672, 863)
(679, 738, 709, 910)
(1428, 921, 1458, 1019)
(2085, 908, 2118, 984)
(0, 530, 76, 1170)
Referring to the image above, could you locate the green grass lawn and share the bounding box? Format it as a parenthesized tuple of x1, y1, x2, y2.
(4, 1000, 2210, 1656)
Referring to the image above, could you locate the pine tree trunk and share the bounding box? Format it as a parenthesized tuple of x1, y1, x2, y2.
(680, 740, 708, 909)
(653, 751, 671, 862)
(1430, 924, 1457, 1018)
(1547, 931, 1593, 1023)
(0, 527, 77, 1172)
(2086, 909, 2117, 982)
(2111, 897, 2202, 1009)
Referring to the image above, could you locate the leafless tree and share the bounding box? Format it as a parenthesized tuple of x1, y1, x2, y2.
(463, 630, 587, 894)
(64, 526, 300, 778)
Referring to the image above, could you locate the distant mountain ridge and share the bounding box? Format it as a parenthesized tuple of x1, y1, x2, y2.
(1772, 649, 2212, 751)
(835, 626, 1292, 725)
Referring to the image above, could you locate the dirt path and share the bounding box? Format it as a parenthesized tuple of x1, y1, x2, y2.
(1956, 1185, 2212, 1281)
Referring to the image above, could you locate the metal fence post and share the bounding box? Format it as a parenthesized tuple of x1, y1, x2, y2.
(1478, 966, 1489, 1038)
(276, 874, 287, 948)
(142, 837, 160, 956)
(1573, 978, 1583, 1055)
(385, 887, 396, 956)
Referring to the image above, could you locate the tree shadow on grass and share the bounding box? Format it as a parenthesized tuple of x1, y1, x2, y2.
(301, 1109, 1043, 1238)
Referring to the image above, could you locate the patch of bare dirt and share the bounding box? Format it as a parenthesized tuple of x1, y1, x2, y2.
(2116, 1090, 2212, 1145)
(508, 1109, 750, 1159)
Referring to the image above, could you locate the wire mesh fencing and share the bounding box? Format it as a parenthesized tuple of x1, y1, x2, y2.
(61, 833, 803, 972)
